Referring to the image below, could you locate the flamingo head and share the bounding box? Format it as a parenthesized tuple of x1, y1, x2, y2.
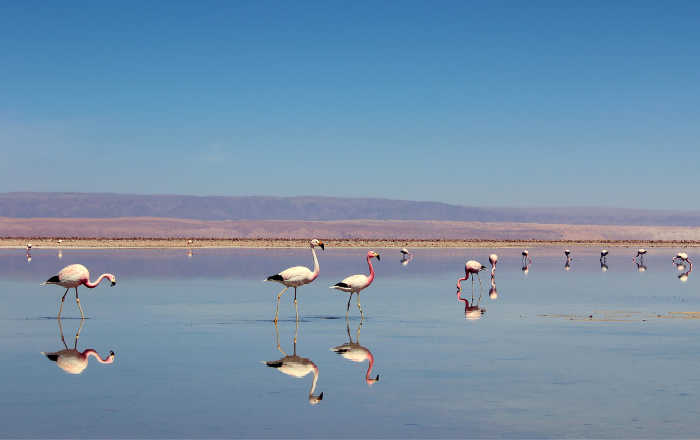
(366, 374, 380, 386)
(109, 275, 116, 286)
(309, 392, 324, 405)
(310, 239, 324, 250)
(368, 251, 380, 261)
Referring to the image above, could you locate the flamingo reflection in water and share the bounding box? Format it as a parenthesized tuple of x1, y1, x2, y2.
(457, 288, 485, 321)
(678, 264, 692, 282)
(601, 260, 609, 271)
(635, 261, 647, 272)
(264, 321, 323, 405)
(41, 318, 114, 374)
(331, 319, 379, 386)
(522, 260, 531, 274)
(489, 278, 498, 299)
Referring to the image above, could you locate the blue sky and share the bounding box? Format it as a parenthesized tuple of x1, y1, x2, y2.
(1, 1, 698, 210)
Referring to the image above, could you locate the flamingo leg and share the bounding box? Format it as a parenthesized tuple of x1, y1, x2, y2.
(58, 288, 69, 319)
(471, 276, 475, 302)
(294, 287, 298, 322)
(274, 287, 289, 323)
(346, 293, 353, 318)
(75, 317, 84, 349)
(477, 272, 483, 290)
(75, 287, 84, 319)
(58, 316, 68, 349)
(357, 293, 363, 319)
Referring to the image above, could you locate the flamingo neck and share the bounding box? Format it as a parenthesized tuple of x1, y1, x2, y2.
(85, 274, 113, 288)
(456, 266, 470, 289)
(366, 255, 375, 284)
(310, 245, 320, 281)
(309, 365, 319, 397)
(85, 349, 114, 364)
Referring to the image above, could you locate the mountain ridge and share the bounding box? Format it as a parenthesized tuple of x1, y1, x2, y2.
(2, 192, 699, 227)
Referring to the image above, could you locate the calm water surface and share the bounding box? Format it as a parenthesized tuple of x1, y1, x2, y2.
(0, 247, 698, 438)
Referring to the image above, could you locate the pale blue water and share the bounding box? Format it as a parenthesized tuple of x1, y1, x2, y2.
(0, 246, 698, 438)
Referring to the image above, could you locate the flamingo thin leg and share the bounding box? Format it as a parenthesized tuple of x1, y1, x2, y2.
(294, 287, 298, 322)
(357, 293, 363, 319)
(274, 287, 289, 323)
(58, 288, 69, 319)
(75, 287, 84, 319)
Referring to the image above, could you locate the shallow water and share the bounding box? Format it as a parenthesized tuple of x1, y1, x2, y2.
(0, 246, 698, 438)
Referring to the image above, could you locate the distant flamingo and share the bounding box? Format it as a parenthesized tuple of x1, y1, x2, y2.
(264, 322, 323, 404)
(673, 253, 691, 265)
(400, 248, 412, 258)
(42, 264, 116, 319)
(27, 243, 32, 251)
(564, 249, 571, 260)
(330, 251, 380, 319)
(331, 320, 379, 386)
(265, 239, 324, 323)
(522, 250, 531, 265)
(633, 249, 647, 262)
(456, 260, 487, 293)
(187, 239, 193, 246)
(600, 249, 609, 262)
(41, 318, 114, 374)
(489, 254, 498, 278)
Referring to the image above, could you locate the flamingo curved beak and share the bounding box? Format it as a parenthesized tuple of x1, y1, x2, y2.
(111, 281, 116, 287)
(376, 254, 380, 261)
(319, 242, 325, 250)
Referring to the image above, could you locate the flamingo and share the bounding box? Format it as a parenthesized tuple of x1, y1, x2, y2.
(633, 249, 647, 262)
(57, 250, 62, 259)
(42, 264, 116, 319)
(564, 249, 571, 260)
(489, 279, 498, 299)
(265, 239, 324, 323)
(489, 254, 498, 278)
(187, 239, 193, 246)
(264, 322, 323, 404)
(456, 261, 487, 295)
(521, 250, 531, 265)
(678, 264, 692, 282)
(57, 239, 63, 243)
(41, 318, 114, 374)
(330, 251, 380, 319)
(27, 243, 32, 251)
(400, 248, 412, 258)
(600, 249, 609, 262)
(331, 320, 379, 386)
(673, 252, 690, 264)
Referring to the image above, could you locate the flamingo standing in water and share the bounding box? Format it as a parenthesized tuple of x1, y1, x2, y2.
(400, 248, 412, 258)
(331, 320, 379, 386)
(600, 249, 609, 262)
(456, 261, 487, 296)
(265, 239, 324, 323)
(330, 251, 380, 319)
(489, 254, 498, 278)
(673, 253, 691, 264)
(633, 249, 647, 262)
(522, 250, 531, 265)
(42, 264, 116, 319)
(565, 249, 571, 260)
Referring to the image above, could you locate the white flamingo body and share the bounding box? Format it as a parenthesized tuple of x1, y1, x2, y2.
(265, 239, 324, 322)
(400, 248, 411, 257)
(42, 264, 116, 319)
(489, 254, 498, 277)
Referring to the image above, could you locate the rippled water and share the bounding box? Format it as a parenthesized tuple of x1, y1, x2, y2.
(0, 246, 698, 438)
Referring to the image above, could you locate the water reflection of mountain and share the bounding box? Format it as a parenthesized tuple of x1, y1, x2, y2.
(264, 322, 323, 405)
(331, 320, 379, 386)
(41, 318, 115, 374)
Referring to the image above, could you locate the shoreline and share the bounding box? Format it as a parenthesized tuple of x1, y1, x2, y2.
(4, 237, 700, 249)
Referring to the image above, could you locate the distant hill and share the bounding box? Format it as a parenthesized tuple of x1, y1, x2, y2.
(1, 192, 700, 227)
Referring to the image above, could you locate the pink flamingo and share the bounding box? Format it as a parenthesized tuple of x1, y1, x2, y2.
(673, 253, 691, 265)
(522, 250, 531, 265)
(27, 243, 32, 251)
(400, 248, 412, 258)
(42, 264, 116, 319)
(265, 239, 324, 323)
(456, 260, 487, 291)
(633, 249, 647, 262)
(330, 251, 380, 319)
(565, 249, 571, 260)
(41, 318, 114, 374)
(331, 320, 379, 386)
(489, 254, 498, 278)
(600, 249, 609, 262)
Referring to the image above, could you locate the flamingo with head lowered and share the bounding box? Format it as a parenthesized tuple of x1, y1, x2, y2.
(633, 249, 647, 262)
(42, 264, 116, 319)
(330, 251, 380, 319)
(457, 260, 487, 292)
(265, 239, 324, 323)
(522, 250, 531, 265)
(489, 254, 498, 278)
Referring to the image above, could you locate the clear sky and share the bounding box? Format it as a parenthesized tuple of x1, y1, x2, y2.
(1, 1, 698, 210)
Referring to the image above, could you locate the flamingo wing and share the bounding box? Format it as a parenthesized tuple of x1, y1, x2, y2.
(277, 266, 314, 284)
(340, 275, 370, 290)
